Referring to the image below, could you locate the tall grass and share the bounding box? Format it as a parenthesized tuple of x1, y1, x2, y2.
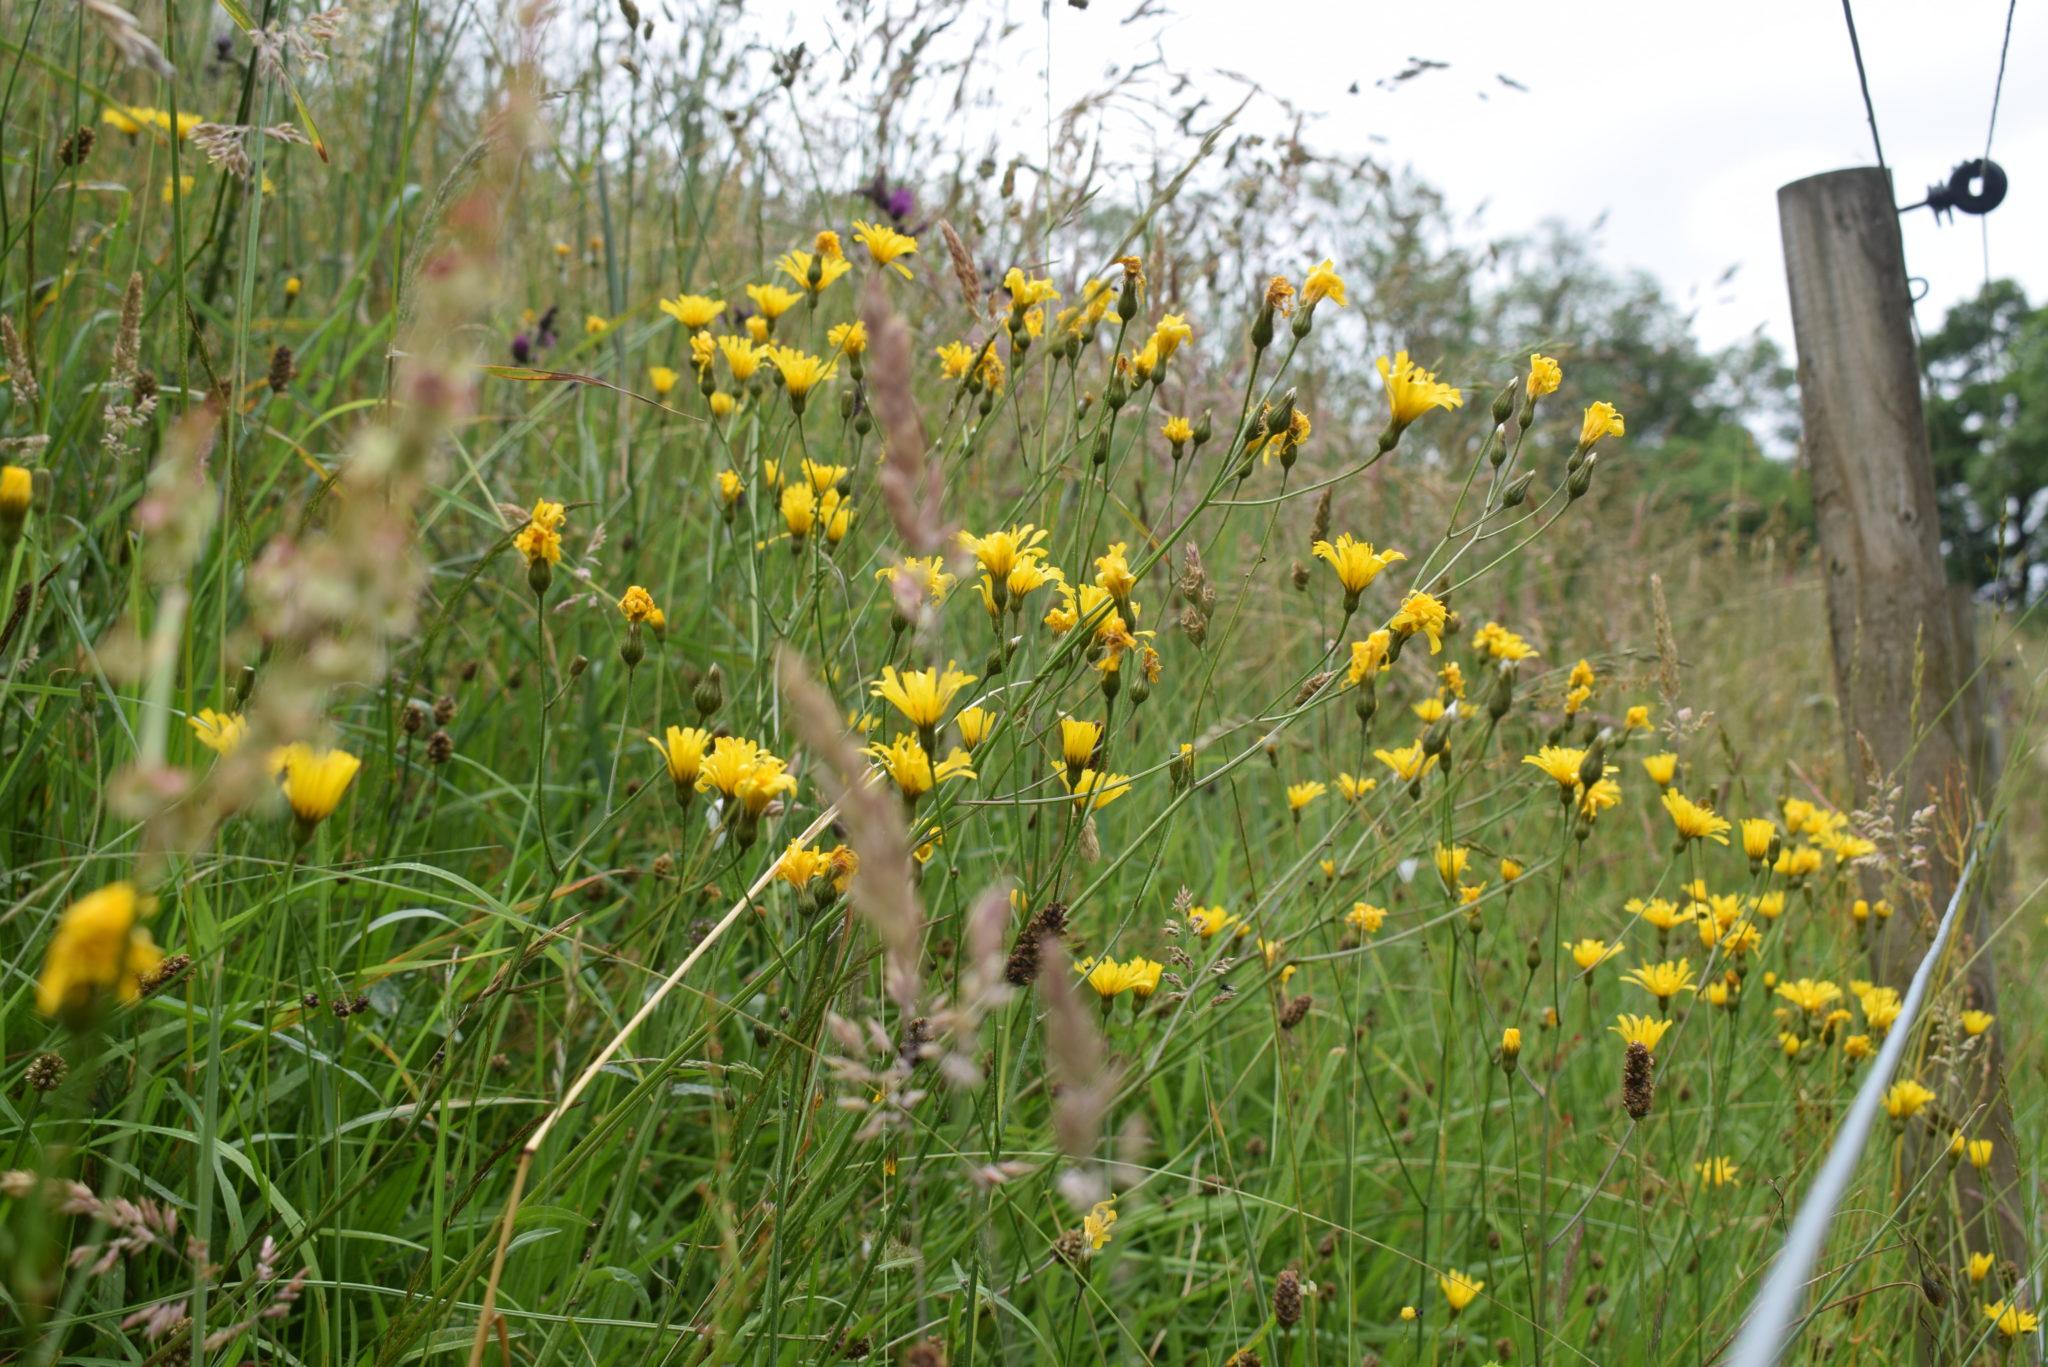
(2, 4, 2041, 1365)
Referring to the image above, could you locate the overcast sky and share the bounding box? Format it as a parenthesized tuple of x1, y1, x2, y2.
(1053, 0, 2040, 354)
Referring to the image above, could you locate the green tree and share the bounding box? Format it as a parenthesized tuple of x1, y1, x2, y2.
(1923, 279, 2048, 601)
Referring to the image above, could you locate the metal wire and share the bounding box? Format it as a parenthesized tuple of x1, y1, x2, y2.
(1724, 841, 1986, 1366)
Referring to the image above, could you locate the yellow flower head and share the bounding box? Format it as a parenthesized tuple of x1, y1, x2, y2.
(1882, 1079, 1936, 1121)
(1620, 958, 1697, 1006)
(1161, 415, 1194, 445)
(1960, 1009, 1995, 1036)
(1641, 752, 1679, 787)
(1285, 781, 1327, 813)
(766, 345, 835, 402)
(1775, 978, 1842, 1014)
(1985, 1301, 2040, 1339)
(1694, 1156, 1740, 1187)
(851, 219, 919, 278)
(869, 734, 975, 799)
(1312, 535, 1406, 597)
(745, 282, 803, 321)
(1522, 744, 1587, 793)
(1611, 1013, 1675, 1051)
(1472, 621, 1539, 660)
(650, 725, 711, 786)
(647, 365, 680, 397)
(775, 840, 833, 889)
(827, 320, 868, 356)
(1377, 351, 1463, 428)
(188, 708, 246, 755)
(276, 744, 362, 827)
(1527, 353, 1562, 400)
(1347, 902, 1387, 934)
(1662, 790, 1731, 845)
(1570, 938, 1622, 971)
(1373, 740, 1436, 784)
(871, 663, 977, 730)
(1336, 772, 1377, 802)
(36, 882, 163, 1020)
(959, 525, 1049, 584)
(1437, 1269, 1484, 1314)
(659, 293, 725, 330)
(1061, 766, 1133, 811)
(776, 246, 852, 294)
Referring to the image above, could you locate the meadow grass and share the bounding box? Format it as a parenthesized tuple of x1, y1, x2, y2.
(2, 4, 2043, 1365)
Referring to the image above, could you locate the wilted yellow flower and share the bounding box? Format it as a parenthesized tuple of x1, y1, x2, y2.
(715, 469, 745, 507)
(1083, 1196, 1118, 1250)
(955, 706, 996, 750)
(1661, 790, 1731, 845)
(1578, 401, 1625, 451)
(1526, 353, 1562, 399)
(1472, 621, 1538, 660)
(659, 293, 725, 330)
(851, 219, 919, 278)
(1377, 351, 1463, 429)
(1348, 631, 1394, 685)
(1300, 259, 1347, 309)
(187, 708, 246, 755)
(514, 498, 566, 568)
(1433, 844, 1469, 891)
(1389, 590, 1449, 654)
(618, 585, 657, 623)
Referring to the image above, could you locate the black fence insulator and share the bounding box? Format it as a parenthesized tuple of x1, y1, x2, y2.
(1899, 158, 2008, 222)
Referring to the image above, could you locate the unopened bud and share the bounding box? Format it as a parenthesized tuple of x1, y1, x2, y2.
(1491, 377, 1519, 426)
(1502, 470, 1536, 507)
(695, 664, 724, 718)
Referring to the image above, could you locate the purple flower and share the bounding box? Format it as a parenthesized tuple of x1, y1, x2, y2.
(883, 186, 916, 221)
(511, 333, 532, 364)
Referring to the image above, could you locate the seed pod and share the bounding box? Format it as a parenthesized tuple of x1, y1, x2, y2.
(1004, 902, 1069, 986)
(1279, 994, 1313, 1032)
(1623, 1041, 1655, 1119)
(1273, 1269, 1303, 1327)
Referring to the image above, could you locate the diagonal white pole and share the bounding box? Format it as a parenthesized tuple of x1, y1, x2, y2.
(1726, 842, 1986, 1366)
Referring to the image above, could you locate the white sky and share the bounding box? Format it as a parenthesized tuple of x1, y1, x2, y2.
(1052, 0, 2042, 354)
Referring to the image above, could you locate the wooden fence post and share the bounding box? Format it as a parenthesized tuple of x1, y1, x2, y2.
(1778, 167, 2023, 1288)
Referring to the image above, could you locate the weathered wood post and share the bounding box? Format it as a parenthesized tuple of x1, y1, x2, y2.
(1778, 167, 2023, 1290)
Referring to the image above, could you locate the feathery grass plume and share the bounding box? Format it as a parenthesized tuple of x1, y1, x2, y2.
(1650, 572, 1680, 706)
(1038, 938, 1115, 1170)
(778, 647, 923, 1006)
(78, 0, 175, 77)
(1, 316, 38, 410)
(861, 279, 949, 555)
(936, 219, 982, 314)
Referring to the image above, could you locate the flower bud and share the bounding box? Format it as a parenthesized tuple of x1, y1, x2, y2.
(1567, 454, 1597, 502)
(1251, 303, 1275, 351)
(528, 556, 554, 597)
(1491, 377, 1520, 427)
(694, 664, 724, 719)
(1193, 410, 1212, 448)
(1501, 470, 1536, 508)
